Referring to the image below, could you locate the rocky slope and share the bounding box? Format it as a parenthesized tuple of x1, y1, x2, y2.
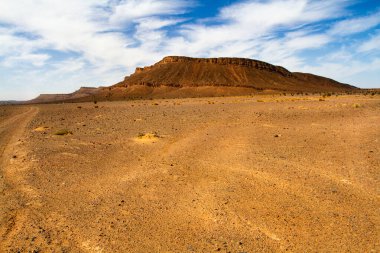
(115, 56, 355, 92)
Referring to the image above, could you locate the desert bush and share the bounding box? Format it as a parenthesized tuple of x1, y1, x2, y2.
(137, 132, 160, 139)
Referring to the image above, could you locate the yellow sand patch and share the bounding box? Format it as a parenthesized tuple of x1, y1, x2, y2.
(82, 240, 103, 253)
(61, 152, 79, 157)
(33, 126, 49, 132)
(340, 179, 352, 185)
(259, 228, 281, 241)
(262, 124, 277, 128)
(134, 132, 160, 143)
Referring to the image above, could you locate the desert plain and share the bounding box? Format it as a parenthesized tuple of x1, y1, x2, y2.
(0, 94, 379, 252)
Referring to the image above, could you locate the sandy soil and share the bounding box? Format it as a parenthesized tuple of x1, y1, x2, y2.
(0, 95, 379, 252)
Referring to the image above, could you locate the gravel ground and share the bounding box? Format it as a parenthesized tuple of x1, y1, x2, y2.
(0, 94, 379, 252)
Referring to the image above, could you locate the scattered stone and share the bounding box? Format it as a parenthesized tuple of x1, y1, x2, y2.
(54, 129, 73, 136)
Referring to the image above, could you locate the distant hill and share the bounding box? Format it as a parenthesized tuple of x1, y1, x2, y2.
(28, 87, 101, 104)
(0, 101, 20, 105)
(116, 56, 355, 92)
(28, 56, 357, 103)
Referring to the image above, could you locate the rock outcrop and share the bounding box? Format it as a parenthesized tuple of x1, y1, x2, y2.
(116, 56, 355, 92)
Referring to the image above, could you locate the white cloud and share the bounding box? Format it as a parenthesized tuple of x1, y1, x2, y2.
(358, 31, 380, 52)
(109, 0, 191, 25)
(0, 28, 48, 58)
(0, 0, 192, 70)
(162, 0, 350, 58)
(284, 34, 330, 50)
(298, 57, 380, 85)
(2, 53, 50, 67)
(329, 10, 380, 36)
(136, 17, 185, 30)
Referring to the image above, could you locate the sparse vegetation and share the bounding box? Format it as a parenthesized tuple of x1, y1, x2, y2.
(136, 132, 160, 141)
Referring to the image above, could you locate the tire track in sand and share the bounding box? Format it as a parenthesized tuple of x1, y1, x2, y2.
(0, 106, 39, 251)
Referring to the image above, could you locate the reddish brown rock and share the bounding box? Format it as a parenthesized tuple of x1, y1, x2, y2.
(117, 56, 355, 92)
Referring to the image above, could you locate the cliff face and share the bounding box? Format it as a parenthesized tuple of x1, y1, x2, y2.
(156, 56, 293, 77)
(117, 56, 355, 92)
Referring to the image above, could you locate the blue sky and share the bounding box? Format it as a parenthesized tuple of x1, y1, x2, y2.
(0, 0, 379, 100)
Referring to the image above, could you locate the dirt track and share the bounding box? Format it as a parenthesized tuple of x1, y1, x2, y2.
(0, 95, 379, 252)
(0, 107, 39, 250)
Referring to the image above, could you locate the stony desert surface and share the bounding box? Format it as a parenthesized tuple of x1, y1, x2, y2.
(0, 94, 379, 252)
